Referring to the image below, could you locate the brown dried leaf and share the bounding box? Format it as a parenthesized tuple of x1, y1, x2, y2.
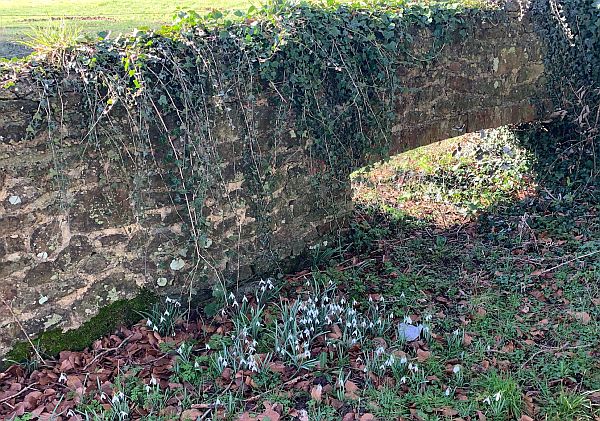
(416, 349, 431, 362)
(344, 381, 360, 400)
(310, 384, 322, 403)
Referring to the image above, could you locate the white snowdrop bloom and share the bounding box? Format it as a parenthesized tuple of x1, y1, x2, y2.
(228, 292, 236, 301)
(494, 392, 502, 401)
(160, 316, 166, 323)
(120, 411, 128, 418)
(400, 356, 408, 364)
(58, 373, 67, 383)
(453, 365, 461, 374)
(164, 310, 170, 316)
(146, 320, 153, 327)
(424, 314, 432, 322)
(483, 397, 491, 405)
(100, 392, 107, 401)
(153, 325, 159, 332)
(404, 315, 413, 324)
(166, 297, 173, 303)
(400, 376, 407, 384)
(453, 329, 460, 336)
(145, 385, 151, 393)
(445, 387, 451, 396)
(369, 296, 373, 302)
(242, 295, 248, 303)
(400, 292, 405, 298)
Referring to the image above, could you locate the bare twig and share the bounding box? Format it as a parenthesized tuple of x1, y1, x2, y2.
(82, 333, 135, 370)
(540, 249, 600, 274)
(0, 382, 40, 405)
(1, 299, 47, 366)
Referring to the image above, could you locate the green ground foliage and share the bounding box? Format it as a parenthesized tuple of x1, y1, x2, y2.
(4, 124, 598, 420)
(1, 0, 599, 420)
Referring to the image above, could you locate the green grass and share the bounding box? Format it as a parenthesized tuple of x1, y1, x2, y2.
(0, 0, 257, 42)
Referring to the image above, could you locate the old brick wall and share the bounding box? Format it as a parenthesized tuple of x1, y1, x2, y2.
(0, 12, 550, 356)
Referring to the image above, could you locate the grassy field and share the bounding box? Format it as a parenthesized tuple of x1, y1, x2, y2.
(0, 0, 256, 42)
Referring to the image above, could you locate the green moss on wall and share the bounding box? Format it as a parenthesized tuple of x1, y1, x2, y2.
(2, 290, 156, 369)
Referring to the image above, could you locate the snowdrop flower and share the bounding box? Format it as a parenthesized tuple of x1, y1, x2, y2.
(404, 315, 413, 324)
(453, 365, 461, 374)
(58, 373, 67, 383)
(112, 391, 124, 404)
(150, 376, 157, 385)
(445, 387, 451, 396)
(483, 396, 491, 405)
(494, 391, 502, 401)
(400, 376, 408, 384)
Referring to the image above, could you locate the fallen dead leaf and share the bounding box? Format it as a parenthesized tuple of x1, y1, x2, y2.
(345, 381, 360, 400)
(416, 349, 431, 362)
(310, 384, 323, 403)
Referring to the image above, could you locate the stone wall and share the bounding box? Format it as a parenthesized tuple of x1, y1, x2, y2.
(0, 11, 550, 356)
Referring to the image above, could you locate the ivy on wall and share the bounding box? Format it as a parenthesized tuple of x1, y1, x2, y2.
(1, 1, 491, 289)
(3, 0, 597, 285)
(526, 0, 600, 193)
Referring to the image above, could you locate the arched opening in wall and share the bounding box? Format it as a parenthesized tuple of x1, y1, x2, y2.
(349, 127, 538, 230)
